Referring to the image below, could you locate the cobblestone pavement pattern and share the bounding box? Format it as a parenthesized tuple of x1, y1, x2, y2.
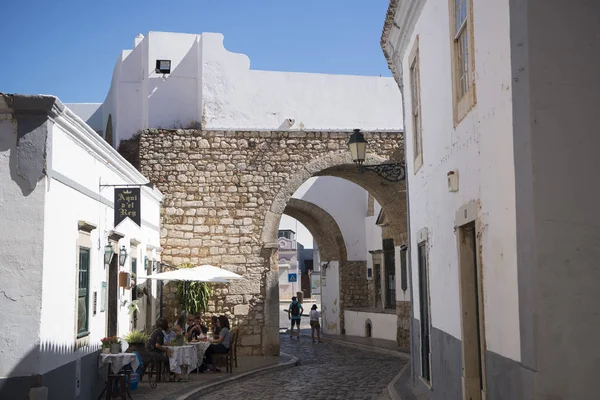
(202, 333, 407, 400)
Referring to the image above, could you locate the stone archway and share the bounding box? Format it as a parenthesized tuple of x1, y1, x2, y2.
(283, 198, 347, 263)
(139, 128, 405, 356)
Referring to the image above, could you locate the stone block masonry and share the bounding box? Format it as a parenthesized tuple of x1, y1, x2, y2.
(139, 128, 402, 355)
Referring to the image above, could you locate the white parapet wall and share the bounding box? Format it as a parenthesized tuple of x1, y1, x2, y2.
(344, 310, 397, 342)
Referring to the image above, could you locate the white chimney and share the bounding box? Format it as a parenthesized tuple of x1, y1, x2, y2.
(134, 33, 144, 47)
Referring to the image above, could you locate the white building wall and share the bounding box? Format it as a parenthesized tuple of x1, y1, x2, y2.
(38, 105, 163, 374)
(0, 108, 46, 378)
(344, 310, 397, 341)
(399, 0, 518, 360)
(293, 177, 368, 261)
(90, 31, 402, 147)
(321, 261, 340, 335)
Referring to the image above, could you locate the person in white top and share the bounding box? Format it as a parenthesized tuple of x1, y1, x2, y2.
(309, 304, 323, 343)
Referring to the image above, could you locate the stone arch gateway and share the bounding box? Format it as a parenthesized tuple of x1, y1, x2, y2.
(139, 128, 405, 356)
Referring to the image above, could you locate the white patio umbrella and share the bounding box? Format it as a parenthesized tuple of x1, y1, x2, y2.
(141, 264, 244, 283)
(139, 264, 244, 323)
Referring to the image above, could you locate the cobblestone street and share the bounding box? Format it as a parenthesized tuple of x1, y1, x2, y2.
(202, 334, 407, 400)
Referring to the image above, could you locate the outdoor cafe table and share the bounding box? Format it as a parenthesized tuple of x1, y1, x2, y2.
(97, 353, 139, 399)
(165, 345, 198, 378)
(189, 341, 211, 363)
(98, 352, 140, 376)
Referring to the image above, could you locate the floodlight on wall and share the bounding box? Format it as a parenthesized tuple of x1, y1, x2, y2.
(104, 244, 114, 266)
(118, 246, 128, 267)
(348, 129, 406, 182)
(155, 60, 171, 74)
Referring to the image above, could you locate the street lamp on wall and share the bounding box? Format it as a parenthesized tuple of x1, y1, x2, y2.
(118, 246, 128, 267)
(104, 244, 114, 266)
(348, 129, 406, 182)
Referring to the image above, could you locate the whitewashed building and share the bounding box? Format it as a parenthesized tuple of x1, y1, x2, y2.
(382, 0, 600, 399)
(0, 94, 162, 399)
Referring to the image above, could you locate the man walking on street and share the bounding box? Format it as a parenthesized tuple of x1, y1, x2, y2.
(289, 296, 303, 340)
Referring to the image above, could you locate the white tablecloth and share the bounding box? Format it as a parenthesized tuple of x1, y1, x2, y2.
(166, 345, 198, 376)
(98, 353, 140, 375)
(189, 341, 210, 362)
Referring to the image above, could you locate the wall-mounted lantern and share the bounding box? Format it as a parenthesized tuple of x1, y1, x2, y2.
(152, 260, 158, 272)
(348, 129, 406, 182)
(118, 246, 128, 268)
(104, 244, 114, 266)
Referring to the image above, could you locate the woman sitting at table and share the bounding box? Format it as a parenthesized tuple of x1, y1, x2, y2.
(210, 315, 221, 338)
(163, 321, 177, 345)
(204, 315, 231, 372)
(148, 318, 183, 382)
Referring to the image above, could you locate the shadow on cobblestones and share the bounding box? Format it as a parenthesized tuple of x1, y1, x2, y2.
(201, 334, 407, 400)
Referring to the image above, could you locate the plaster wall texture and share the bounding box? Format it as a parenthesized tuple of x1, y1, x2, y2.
(0, 102, 46, 379)
(510, 1, 600, 397)
(90, 31, 402, 147)
(388, 0, 519, 361)
(344, 310, 397, 341)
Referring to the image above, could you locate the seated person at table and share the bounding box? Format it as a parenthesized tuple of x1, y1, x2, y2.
(186, 314, 208, 342)
(163, 322, 177, 345)
(204, 315, 231, 372)
(148, 318, 183, 382)
(210, 315, 221, 338)
(175, 312, 186, 331)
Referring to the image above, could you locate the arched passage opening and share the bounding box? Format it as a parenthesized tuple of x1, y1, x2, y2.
(260, 151, 408, 355)
(282, 198, 348, 335)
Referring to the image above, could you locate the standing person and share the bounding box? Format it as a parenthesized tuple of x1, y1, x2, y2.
(288, 296, 303, 340)
(204, 315, 231, 372)
(309, 304, 323, 343)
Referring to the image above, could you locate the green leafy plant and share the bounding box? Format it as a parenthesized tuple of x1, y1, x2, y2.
(123, 330, 149, 345)
(176, 263, 213, 315)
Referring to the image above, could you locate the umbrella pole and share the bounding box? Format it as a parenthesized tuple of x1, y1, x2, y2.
(184, 281, 189, 327)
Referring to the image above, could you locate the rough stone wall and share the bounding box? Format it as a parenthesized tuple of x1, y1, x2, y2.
(139, 128, 402, 355)
(339, 261, 371, 334)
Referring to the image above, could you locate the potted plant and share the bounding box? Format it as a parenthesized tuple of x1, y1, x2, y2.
(100, 337, 112, 354)
(123, 330, 149, 353)
(101, 336, 121, 354)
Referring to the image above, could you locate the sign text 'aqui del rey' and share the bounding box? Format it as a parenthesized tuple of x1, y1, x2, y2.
(114, 188, 141, 227)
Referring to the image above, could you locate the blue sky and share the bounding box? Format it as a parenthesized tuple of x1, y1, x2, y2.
(1, 0, 392, 103)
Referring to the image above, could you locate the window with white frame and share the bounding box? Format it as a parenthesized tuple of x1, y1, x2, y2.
(409, 37, 423, 171)
(450, 0, 476, 124)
